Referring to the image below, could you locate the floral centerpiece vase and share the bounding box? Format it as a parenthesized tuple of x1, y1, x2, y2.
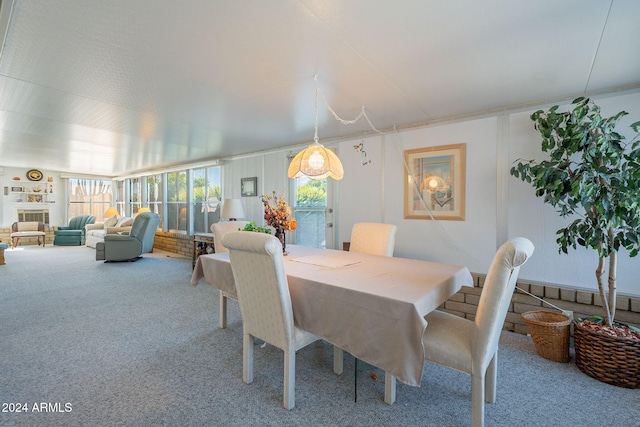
(262, 191, 297, 254)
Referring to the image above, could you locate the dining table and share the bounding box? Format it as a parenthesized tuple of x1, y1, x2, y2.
(191, 244, 473, 403)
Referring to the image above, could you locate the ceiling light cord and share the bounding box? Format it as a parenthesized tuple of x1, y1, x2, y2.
(314, 75, 384, 135)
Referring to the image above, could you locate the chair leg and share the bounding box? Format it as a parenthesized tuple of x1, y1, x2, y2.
(333, 346, 343, 374)
(486, 351, 497, 404)
(384, 372, 396, 405)
(471, 374, 485, 427)
(243, 332, 254, 384)
(219, 292, 227, 329)
(283, 349, 295, 410)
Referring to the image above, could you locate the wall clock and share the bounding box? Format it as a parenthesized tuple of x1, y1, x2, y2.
(26, 169, 43, 181)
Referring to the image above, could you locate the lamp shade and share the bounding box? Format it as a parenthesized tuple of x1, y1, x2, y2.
(104, 207, 119, 218)
(287, 142, 344, 180)
(220, 199, 245, 220)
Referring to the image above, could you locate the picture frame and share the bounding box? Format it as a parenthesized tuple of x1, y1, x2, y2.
(11, 186, 23, 192)
(404, 143, 466, 220)
(27, 194, 43, 203)
(241, 177, 257, 197)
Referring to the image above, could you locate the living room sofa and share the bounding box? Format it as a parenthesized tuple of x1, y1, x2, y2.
(85, 216, 134, 249)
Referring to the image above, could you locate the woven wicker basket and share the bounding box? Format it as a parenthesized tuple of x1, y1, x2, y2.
(521, 310, 572, 363)
(574, 320, 640, 389)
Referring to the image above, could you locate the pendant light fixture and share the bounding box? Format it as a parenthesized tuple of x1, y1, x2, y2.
(287, 76, 344, 180)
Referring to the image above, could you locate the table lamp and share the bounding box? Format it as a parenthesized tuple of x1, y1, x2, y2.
(104, 207, 119, 218)
(220, 199, 245, 221)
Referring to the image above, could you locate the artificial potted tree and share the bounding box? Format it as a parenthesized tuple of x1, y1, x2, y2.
(511, 97, 640, 388)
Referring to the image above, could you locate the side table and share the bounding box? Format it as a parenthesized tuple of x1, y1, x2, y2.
(193, 233, 215, 269)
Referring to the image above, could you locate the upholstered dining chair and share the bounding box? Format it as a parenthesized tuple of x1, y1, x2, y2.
(210, 221, 249, 328)
(349, 222, 397, 256)
(222, 231, 321, 410)
(211, 221, 249, 254)
(420, 237, 534, 427)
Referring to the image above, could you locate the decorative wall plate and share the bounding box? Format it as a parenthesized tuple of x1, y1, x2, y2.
(26, 169, 43, 181)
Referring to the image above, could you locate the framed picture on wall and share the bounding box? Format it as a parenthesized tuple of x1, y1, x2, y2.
(404, 143, 466, 220)
(241, 177, 257, 197)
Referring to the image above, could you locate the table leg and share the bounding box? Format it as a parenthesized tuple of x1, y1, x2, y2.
(219, 292, 227, 329)
(384, 372, 396, 405)
(0, 250, 5, 265)
(333, 346, 343, 375)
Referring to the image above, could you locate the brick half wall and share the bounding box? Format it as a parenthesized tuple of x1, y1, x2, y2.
(440, 273, 640, 334)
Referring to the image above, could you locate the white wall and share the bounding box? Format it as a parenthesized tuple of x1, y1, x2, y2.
(6, 92, 635, 296)
(1, 168, 64, 227)
(221, 151, 291, 225)
(338, 92, 640, 296)
(337, 117, 499, 275)
(507, 92, 640, 295)
(223, 91, 640, 296)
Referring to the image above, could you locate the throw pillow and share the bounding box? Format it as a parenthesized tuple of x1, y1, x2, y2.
(115, 217, 133, 227)
(104, 215, 118, 229)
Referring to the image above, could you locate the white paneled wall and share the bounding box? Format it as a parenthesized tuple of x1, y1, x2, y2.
(221, 91, 640, 296)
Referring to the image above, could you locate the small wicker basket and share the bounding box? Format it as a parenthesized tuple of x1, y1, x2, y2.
(521, 310, 572, 363)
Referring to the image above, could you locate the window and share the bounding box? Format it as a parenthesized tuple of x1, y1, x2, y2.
(167, 171, 187, 233)
(68, 179, 113, 222)
(129, 177, 142, 215)
(112, 164, 220, 235)
(192, 167, 222, 234)
(291, 177, 332, 248)
(115, 180, 125, 217)
(146, 174, 164, 222)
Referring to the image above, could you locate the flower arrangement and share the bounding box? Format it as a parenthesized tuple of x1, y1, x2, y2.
(261, 191, 297, 231)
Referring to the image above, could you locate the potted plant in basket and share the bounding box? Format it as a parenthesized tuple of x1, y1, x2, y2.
(510, 97, 640, 388)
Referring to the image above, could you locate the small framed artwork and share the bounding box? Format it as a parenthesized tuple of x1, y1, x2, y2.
(28, 194, 43, 203)
(404, 143, 466, 220)
(11, 186, 23, 192)
(241, 177, 258, 197)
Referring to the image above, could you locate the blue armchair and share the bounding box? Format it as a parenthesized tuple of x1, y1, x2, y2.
(53, 214, 96, 246)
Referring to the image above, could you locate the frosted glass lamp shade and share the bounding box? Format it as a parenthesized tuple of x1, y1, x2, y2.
(288, 142, 344, 180)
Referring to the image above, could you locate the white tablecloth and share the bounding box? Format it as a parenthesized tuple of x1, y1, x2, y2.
(191, 245, 473, 386)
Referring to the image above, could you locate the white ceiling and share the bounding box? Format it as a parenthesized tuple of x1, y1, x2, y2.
(0, 0, 639, 178)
